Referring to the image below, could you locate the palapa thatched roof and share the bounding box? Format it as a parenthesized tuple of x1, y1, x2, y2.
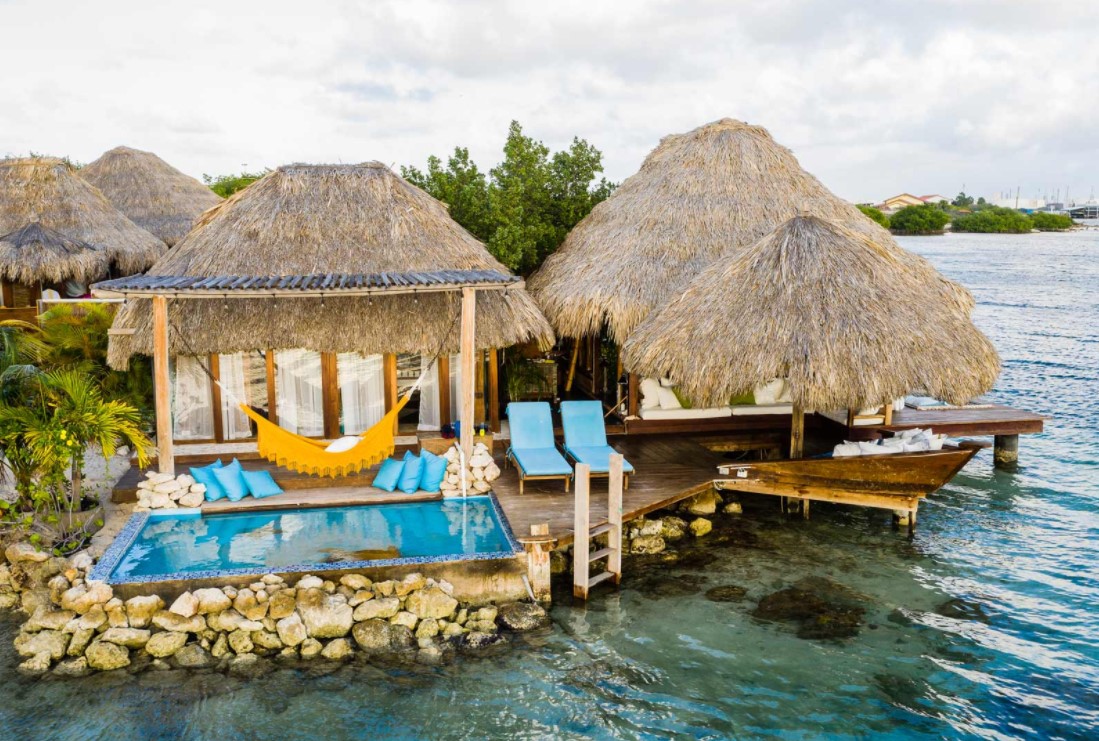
(529, 118, 973, 343)
(0, 222, 109, 285)
(106, 162, 554, 368)
(622, 215, 1000, 410)
(81, 146, 223, 247)
(0, 157, 166, 275)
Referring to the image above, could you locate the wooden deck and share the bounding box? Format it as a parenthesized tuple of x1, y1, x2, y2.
(818, 404, 1046, 440)
(492, 435, 725, 548)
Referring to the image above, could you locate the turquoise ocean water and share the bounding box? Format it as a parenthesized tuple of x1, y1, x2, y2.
(0, 231, 1095, 739)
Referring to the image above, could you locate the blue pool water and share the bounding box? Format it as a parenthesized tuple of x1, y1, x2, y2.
(104, 496, 516, 582)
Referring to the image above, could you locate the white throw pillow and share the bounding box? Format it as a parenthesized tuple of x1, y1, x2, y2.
(325, 435, 361, 453)
(776, 380, 793, 404)
(833, 442, 861, 457)
(656, 385, 681, 410)
(640, 379, 662, 410)
(754, 378, 785, 405)
(659, 377, 675, 388)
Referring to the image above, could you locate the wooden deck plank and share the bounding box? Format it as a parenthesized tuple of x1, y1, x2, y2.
(493, 435, 724, 548)
(818, 404, 1046, 439)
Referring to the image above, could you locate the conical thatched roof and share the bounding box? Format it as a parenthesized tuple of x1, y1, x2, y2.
(529, 118, 973, 343)
(81, 146, 223, 247)
(0, 157, 166, 275)
(0, 222, 109, 285)
(106, 162, 554, 368)
(623, 215, 1000, 411)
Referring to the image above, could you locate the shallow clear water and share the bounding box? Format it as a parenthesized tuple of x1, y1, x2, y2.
(1, 231, 1097, 739)
(110, 497, 513, 580)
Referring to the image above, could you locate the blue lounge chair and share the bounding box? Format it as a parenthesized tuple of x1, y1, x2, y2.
(505, 402, 573, 495)
(560, 400, 634, 488)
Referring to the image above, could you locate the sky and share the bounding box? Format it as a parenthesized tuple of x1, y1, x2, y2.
(1, 0, 1096, 204)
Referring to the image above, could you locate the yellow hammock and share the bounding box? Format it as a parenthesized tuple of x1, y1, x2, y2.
(237, 394, 413, 478)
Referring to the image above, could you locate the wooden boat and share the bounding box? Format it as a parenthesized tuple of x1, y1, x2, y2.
(714, 445, 979, 520)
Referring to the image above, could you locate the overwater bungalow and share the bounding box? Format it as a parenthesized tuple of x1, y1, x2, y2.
(0, 157, 165, 320)
(81, 146, 223, 247)
(103, 162, 553, 459)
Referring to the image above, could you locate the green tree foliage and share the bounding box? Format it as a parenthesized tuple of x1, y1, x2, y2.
(1029, 212, 1074, 231)
(403, 121, 614, 274)
(889, 204, 951, 235)
(857, 204, 890, 228)
(203, 170, 270, 198)
(951, 207, 1034, 233)
(952, 192, 975, 208)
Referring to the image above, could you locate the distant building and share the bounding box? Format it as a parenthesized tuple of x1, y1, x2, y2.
(876, 193, 949, 214)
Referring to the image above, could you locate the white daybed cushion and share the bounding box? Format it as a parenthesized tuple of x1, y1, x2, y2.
(659, 377, 675, 388)
(639, 379, 662, 410)
(852, 415, 885, 426)
(639, 406, 731, 420)
(754, 378, 785, 405)
(325, 435, 361, 453)
(833, 442, 861, 457)
(656, 385, 681, 410)
(730, 403, 792, 416)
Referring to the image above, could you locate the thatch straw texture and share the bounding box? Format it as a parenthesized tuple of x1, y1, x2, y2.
(81, 146, 223, 247)
(0, 222, 109, 285)
(107, 162, 553, 368)
(0, 157, 166, 275)
(623, 215, 1000, 410)
(529, 118, 973, 343)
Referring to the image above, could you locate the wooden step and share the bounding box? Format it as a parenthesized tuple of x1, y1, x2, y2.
(587, 571, 615, 588)
(589, 523, 613, 537)
(589, 547, 613, 562)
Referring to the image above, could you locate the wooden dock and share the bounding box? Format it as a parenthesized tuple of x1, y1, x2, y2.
(492, 435, 724, 548)
(818, 404, 1046, 439)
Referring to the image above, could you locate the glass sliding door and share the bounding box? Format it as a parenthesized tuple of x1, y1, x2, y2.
(218, 351, 269, 439)
(171, 356, 214, 440)
(274, 349, 324, 437)
(336, 353, 385, 435)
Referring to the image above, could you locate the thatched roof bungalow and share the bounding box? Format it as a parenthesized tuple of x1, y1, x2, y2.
(102, 162, 553, 455)
(623, 215, 1000, 414)
(529, 118, 972, 345)
(0, 222, 109, 287)
(81, 146, 223, 247)
(0, 157, 166, 276)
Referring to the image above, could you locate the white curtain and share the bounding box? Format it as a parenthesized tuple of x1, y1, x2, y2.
(337, 353, 385, 435)
(218, 352, 268, 440)
(275, 350, 324, 437)
(171, 356, 214, 440)
(448, 353, 462, 422)
(418, 356, 441, 431)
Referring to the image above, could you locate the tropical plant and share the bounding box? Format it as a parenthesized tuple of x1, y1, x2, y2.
(951, 207, 1034, 234)
(203, 169, 270, 198)
(1029, 212, 1074, 231)
(504, 355, 552, 401)
(890, 204, 951, 235)
(857, 204, 890, 228)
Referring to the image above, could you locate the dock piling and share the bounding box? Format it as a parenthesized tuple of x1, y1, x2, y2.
(994, 434, 1019, 468)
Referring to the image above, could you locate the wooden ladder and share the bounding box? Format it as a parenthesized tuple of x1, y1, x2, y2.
(573, 455, 624, 600)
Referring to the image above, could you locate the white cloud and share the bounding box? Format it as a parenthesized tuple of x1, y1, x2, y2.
(0, 0, 1095, 203)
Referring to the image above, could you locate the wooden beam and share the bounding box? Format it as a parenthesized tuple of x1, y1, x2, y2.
(437, 354, 451, 428)
(790, 404, 805, 459)
(459, 287, 476, 460)
(383, 353, 398, 434)
(488, 348, 500, 433)
(627, 373, 639, 418)
(209, 354, 224, 443)
(265, 351, 278, 425)
(152, 295, 174, 475)
(321, 352, 341, 439)
(565, 339, 580, 392)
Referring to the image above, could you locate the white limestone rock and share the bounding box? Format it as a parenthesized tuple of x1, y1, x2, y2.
(178, 490, 204, 508)
(169, 591, 199, 617)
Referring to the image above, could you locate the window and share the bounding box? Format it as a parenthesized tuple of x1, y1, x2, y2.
(171, 356, 214, 440)
(336, 353, 385, 434)
(274, 350, 324, 437)
(218, 352, 268, 440)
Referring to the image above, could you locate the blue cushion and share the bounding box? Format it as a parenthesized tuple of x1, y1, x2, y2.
(506, 402, 556, 450)
(510, 447, 571, 477)
(398, 451, 423, 494)
(561, 400, 609, 448)
(190, 459, 225, 501)
(372, 457, 405, 492)
(565, 444, 635, 474)
(241, 469, 284, 499)
(418, 450, 447, 493)
(212, 459, 248, 502)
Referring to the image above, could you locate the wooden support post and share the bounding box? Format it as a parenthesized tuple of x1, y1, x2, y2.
(459, 287, 476, 461)
(152, 295, 174, 475)
(265, 350, 278, 424)
(572, 463, 591, 599)
(565, 339, 580, 393)
(590, 333, 603, 399)
(993, 434, 1019, 468)
(437, 354, 451, 428)
(525, 523, 554, 604)
(627, 373, 639, 418)
(383, 353, 398, 434)
(608, 454, 624, 585)
(209, 354, 224, 443)
(320, 352, 341, 439)
(488, 349, 500, 433)
(883, 401, 894, 426)
(846, 408, 855, 430)
(790, 404, 805, 459)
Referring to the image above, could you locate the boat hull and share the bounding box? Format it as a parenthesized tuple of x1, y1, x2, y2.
(714, 447, 978, 513)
